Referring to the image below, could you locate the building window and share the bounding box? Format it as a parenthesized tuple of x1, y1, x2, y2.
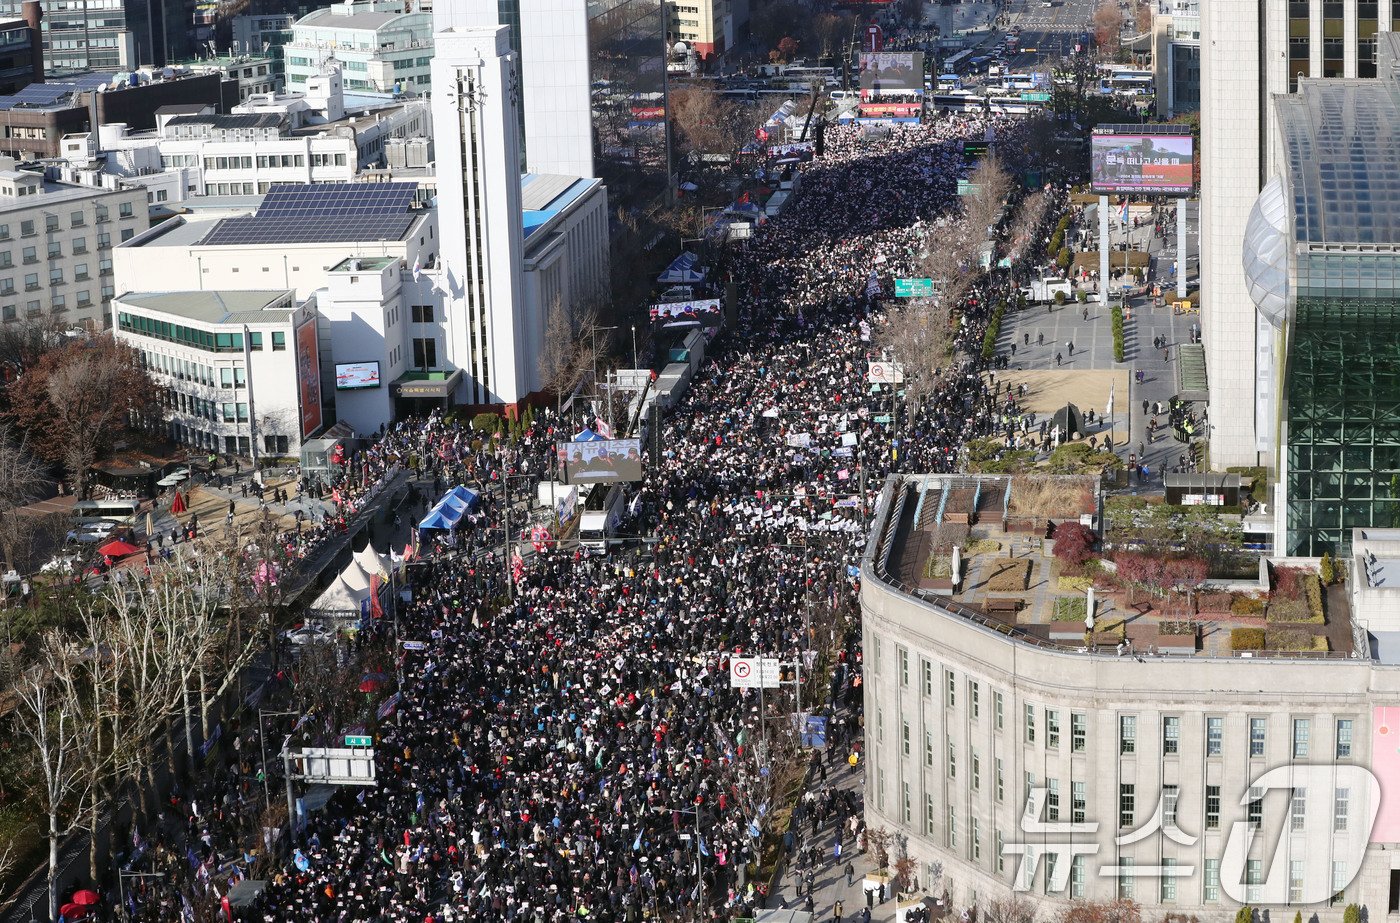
(21, 246, 34, 264)
(1336, 718, 1353, 759)
(971, 750, 980, 790)
(1045, 853, 1058, 896)
(995, 757, 1004, 802)
(413, 337, 437, 368)
(1291, 788, 1307, 831)
(272, 331, 286, 351)
(1047, 709, 1060, 749)
(898, 648, 908, 687)
(1119, 783, 1135, 828)
(1293, 718, 1311, 759)
(47, 242, 60, 259)
(119, 202, 134, 218)
(925, 794, 935, 836)
(1205, 785, 1221, 829)
(1206, 716, 1223, 756)
(944, 669, 956, 707)
(922, 659, 932, 697)
(994, 691, 1004, 729)
(1163, 716, 1180, 754)
(70, 210, 83, 227)
(1072, 781, 1086, 823)
(1204, 858, 1221, 903)
(1246, 859, 1263, 903)
(1250, 717, 1266, 756)
(1046, 778, 1060, 821)
(1025, 705, 1035, 744)
(1335, 787, 1350, 831)
(996, 831, 1005, 873)
(946, 806, 956, 849)
(925, 731, 934, 767)
(1071, 713, 1086, 752)
(1163, 784, 1179, 828)
(1120, 715, 1136, 754)
(48, 268, 62, 285)
(901, 720, 910, 756)
(902, 782, 911, 824)
(1248, 786, 1263, 828)
(969, 681, 979, 719)
(971, 817, 981, 861)
(1161, 859, 1178, 902)
(1118, 859, 1135, 900)
(947, 737, 956, 779)
(1071, 856, 1086, 899)
(1332, 860, 1348, 905)
(411, 303, 435, 323)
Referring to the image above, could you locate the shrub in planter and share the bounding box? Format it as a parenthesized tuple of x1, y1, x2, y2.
(1160, 620, 1197, 636)
(1230, 627, 1266, 650)
(1052, 596, 1088, 621)
(1230, 594, 1265, 616)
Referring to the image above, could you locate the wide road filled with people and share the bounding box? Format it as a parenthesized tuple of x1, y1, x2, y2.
(117, 113, 1040, 923)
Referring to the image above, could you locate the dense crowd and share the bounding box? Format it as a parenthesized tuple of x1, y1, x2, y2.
(106, 113, 1042, 923)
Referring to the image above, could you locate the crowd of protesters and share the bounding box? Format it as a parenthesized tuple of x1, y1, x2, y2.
(101, 113, 1049, 923)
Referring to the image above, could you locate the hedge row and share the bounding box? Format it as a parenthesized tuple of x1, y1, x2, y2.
(981, 301, 1008, 362)
(1111, 299, 1125, 362)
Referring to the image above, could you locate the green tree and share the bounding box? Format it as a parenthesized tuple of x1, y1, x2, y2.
(1321, 550, 1335, 585)
(1343, 903, 1361, 923)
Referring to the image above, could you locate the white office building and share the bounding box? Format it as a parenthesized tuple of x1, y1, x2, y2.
(1201, 0, 1384, 468)
(112, 290, 324, 456)
(0, 165, 148, 330)
(285, 0, 434, 94)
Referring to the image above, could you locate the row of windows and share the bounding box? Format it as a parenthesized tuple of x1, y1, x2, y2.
(119, 313, 287, 354)
(892, 644, 1356, 760)
(0, 210, 128, 241)
(0, 260, 104, 294)
(0, 289, 100, 321)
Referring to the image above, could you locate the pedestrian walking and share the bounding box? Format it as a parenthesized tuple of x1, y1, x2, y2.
(1066, 340, 1074, 356)
(835, 900, 845, 923)
(846, 861, 856, 887)
(1055, 352, 1062, 366)
(1037, 331, 1044, 346)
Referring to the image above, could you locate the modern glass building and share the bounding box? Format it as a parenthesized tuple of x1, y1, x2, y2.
(586, 0, 670, 208)
(1244, 35, 1400, 555)
(0, 0, 192, 73)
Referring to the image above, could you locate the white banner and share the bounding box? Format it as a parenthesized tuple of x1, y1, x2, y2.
(867, 361, 905, 384)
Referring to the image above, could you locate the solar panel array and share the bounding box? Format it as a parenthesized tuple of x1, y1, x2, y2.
(0, 74, 116, 110)
(200, 182, 420, 247)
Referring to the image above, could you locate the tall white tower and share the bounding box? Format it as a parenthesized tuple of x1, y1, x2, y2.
(431, 25, 529, 404)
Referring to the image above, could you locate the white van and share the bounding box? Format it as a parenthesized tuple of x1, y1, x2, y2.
(579, 485, 625, 551)
(829, 90, 856, 103)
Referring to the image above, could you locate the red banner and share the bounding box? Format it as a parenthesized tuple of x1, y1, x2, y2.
(859, 102, 922, 117)
(630, 106, 665, 120)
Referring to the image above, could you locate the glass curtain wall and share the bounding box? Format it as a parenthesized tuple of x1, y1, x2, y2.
(587, 0, 670, 208)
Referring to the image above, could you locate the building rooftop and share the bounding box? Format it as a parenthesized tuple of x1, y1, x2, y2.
(521, 173, 599, 239)
(119, 290, 296, 326)
(164, 112, 284, 132)
(1277, 76, 1400, 246)
(199, 182, 419, 246)
(868, 474, 1359, 660)
(0, 177, 136, 212)
(294, 3, 428, 32)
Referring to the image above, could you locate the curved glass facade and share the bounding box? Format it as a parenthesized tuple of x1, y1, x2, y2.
(588, 0, 671, 208)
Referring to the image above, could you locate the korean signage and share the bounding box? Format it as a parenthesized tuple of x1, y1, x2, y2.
(295, 318, 322, 438)
(1090, 130, 1195, 195)
(866, 361, 905, 384)
(728, 657, 781, 689)
(894, 278, 935, 297)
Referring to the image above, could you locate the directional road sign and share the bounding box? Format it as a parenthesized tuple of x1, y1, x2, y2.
(344, 735, 373, 748)
(894, 278, 935, 298)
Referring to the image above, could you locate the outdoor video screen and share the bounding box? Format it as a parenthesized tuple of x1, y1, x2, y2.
(558, 438, 644, 484)
(1090, 132, 1194, 195)
(335, 361, 382, 390)
(858, 52, 925, 100)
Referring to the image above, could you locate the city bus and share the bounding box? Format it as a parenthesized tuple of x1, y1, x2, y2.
(943, 49, 973, 72)
(1098, 68, 1154, 95)
(1001, 72, 1044, 91)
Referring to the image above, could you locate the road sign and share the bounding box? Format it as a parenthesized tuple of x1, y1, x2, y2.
(401, 640, 428, 651)
(874, 414, 892, 424)
(894, 278, 935, 297)
(866, 361, 905, 384)
(344, 735, 372, 748)
(730, 656, 781, 689)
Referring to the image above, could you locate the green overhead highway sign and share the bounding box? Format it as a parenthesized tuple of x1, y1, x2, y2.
(894, 278, 935, 297)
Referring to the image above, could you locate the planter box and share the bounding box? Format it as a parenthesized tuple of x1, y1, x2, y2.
(1156, 630, 1198, 651)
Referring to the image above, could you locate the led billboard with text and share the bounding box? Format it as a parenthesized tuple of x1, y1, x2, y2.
(1090, 132, 1194, 195)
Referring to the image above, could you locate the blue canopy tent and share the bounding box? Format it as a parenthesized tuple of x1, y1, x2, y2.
(418, 508, 459, 531)
(447, 485, 480, 508)
(573, 428, 605, 442)
(657, 252, 708, 285)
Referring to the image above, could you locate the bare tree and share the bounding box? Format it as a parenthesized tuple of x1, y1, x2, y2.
(965, 155, 1014, 244)
(0, 424, 49, 572)
(1093, 0, 1126, 52)
(984, 897, 1039, 923)
(12, 649, 91, 922)
(1004, 190, 1050, 269)
(537, 295, 600, 398)
(670, 86, 749, 157)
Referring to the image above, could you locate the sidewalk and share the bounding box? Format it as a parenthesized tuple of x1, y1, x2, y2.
(769, 754, 898, 922)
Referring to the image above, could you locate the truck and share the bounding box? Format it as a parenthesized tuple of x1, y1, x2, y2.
(1020, 276, 1074, 303)
(579, 485, 625, 550)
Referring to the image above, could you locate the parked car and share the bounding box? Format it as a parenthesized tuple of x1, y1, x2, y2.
(66, 521, 116, 544)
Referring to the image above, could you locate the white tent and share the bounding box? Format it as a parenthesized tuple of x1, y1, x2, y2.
(311, 576, 367, 613)
(339, 559, 374, 593)
(353, 543, 393, 579)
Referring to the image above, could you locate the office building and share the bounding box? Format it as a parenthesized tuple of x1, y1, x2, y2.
(0, 165, 148, 330)
(231, 11, 296, 85)
(57, 71, 431, 204)
(0, 0, 192, 74)
(112, 289, 324, 455)
(668, 0, 747, 61)
(1243, 35, 1400, 555)
(285, 0, 433, 94)
(588, 0, 672, 206)
(862, 473, 1400, 918)
(425, 22, 609, 407)
(1201, 0, 1387, 469)
(170, 53, 279, 103)
(1151, 0, 1199, 116)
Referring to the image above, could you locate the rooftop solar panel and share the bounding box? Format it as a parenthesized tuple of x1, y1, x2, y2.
(200, 213, 416, 247)
(257, 183, 418, 218)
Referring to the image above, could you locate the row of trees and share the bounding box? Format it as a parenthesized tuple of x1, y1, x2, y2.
(8, 537, 264, 919)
